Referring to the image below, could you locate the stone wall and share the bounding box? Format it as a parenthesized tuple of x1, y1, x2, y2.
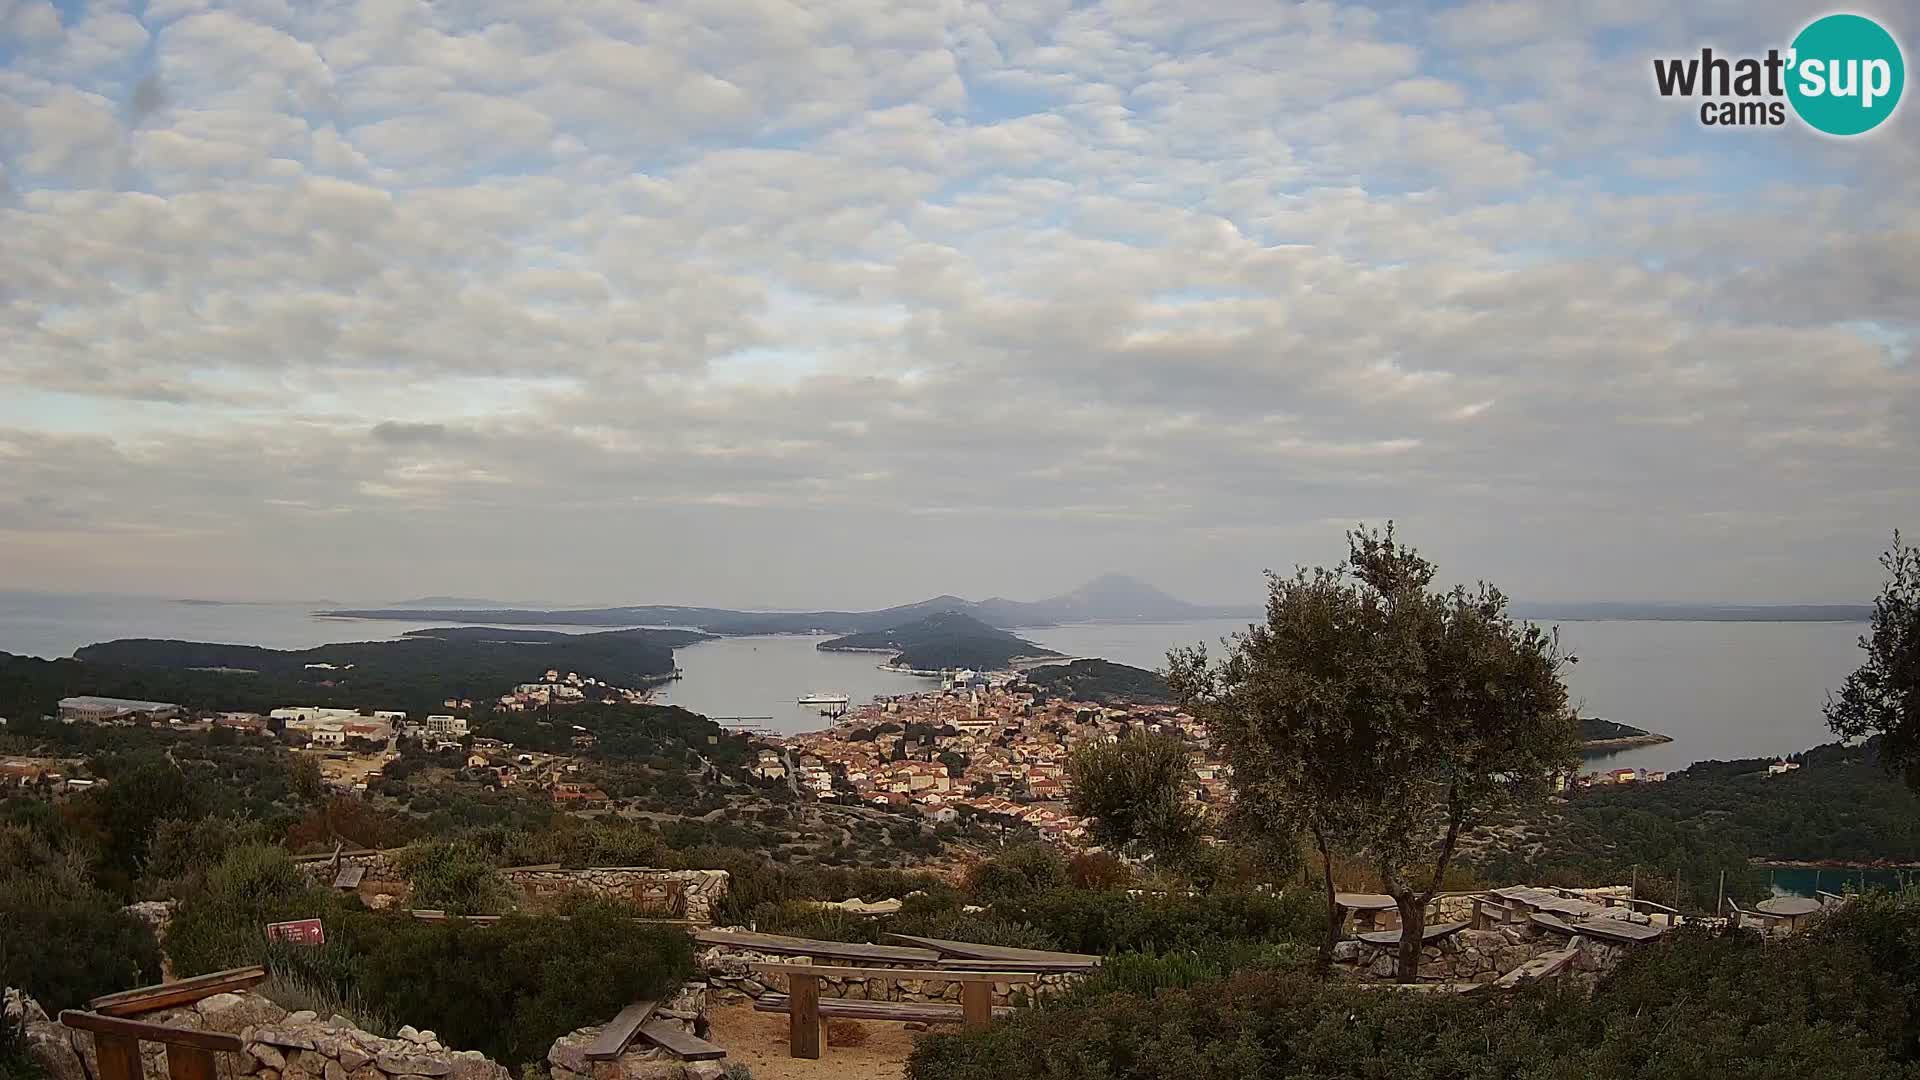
(545, 983, 724, 1080)
(1331, 927, 1631, 985)
(11, 989, 510, 1080)
(297, 854, 729, 926)
(697, 939, 1085, 1008)
(500, 867, 729, 926)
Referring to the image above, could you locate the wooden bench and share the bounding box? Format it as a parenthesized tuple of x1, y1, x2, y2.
(87, 966, 268, 1017)
(583, 1001, 726, 1063)
(748, 963, 1038, 1059)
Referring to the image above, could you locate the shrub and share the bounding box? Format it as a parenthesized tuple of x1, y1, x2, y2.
(1065, 852, 1130, 891)
(402, 839, 510, 914)
(272, 901, 694, 1067)
(0, 829, 162, 1011)
(167, 843, 337, 976)
(965, 844, 1068, 904)
(989, 885, 1320, 956)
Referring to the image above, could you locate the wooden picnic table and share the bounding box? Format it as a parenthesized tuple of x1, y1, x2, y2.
(694, 929, 942, 966)
(1355, 919, 1471, 947)
(881, 934, 1100, 971)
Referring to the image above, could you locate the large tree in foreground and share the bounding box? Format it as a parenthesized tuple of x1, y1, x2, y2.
(1168, 524, 1578, 981)
(1827, 532, 1920, 789)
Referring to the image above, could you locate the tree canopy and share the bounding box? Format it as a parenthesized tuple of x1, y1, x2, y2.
(1169, 524, 1578, 979)
(1827, 532, 1920, 789)
(1066, 733, 1206, 867)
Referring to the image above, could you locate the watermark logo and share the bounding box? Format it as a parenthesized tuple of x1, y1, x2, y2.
(1653, 13, 1905, 135)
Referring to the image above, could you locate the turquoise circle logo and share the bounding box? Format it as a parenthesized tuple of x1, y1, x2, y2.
(1787, 14, 1905, 135)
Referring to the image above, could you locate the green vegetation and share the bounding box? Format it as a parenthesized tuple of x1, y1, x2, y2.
(1066, 734, 1206, 866)
(1021, 660, 1174, 704)
(0, 626, 703, 722)
(1476, 737, 1920, 911)
(909, 892, 1920, 1080)
(1170, 524, 1579, 978)
(818, 611, 1059, 670)
(1578, 717, 1667, 744)
(0, 820, 162, 1012)
(1827, 532, 1920, 790)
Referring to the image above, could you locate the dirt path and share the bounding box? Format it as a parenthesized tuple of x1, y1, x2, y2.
(707, 1002, 940, 1080)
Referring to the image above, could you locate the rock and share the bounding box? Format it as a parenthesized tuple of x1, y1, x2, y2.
(254, 1028, 318, 1051)
(286, 1011, 319, 1026)
(904, 1021, 930, 1032)
(202, 994, 288, 1036)
(408, 1029, 437, 1046)
(348, 1066, 383, 1080)
(336, 1044, 372, 1072)
(25, 1021, 89, 1080)
(251, 1044, 289, 1072)
(324, 1061, 347, 1080)
(1331, 940, 1363, 962)
(397, 1025, 421, 1043)
(376, 1052, 453, 1077)
(546, 1031, 595, 1076)
(682, 1064, 725, 1080)
(257, 1071, 280, 1080)
(5, 989, 50, 1025)
(446, 1050, 507, 1080)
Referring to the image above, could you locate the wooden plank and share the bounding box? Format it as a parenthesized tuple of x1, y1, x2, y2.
(747, 963, 1039, 983)
(960, 982, 992, 1032)
(583, 1001, 657, 1060)
(165, 1045, 218, 1080)
(1355, 919, 1470, 947)
(60, 1012, 245, 1053)
(881, 934, 1099, 967)
(1493, 948, 1579, 989)
(1331, 892, 1397, 911)
(698, 929, 941, 966)
(753, 996, 1013, 1024)
(636, 1021, 726, 1062)
(88, 969, 268, 1018)
(934, 958, 1099, 974)
(93, 1032, 144, 1080)
(789, 973, 821, 1060)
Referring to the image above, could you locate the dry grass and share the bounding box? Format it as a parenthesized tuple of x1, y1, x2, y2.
(825, 1020, 870, 1047)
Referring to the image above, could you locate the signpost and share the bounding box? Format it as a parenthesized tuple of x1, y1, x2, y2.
(264, 919, 325, 946)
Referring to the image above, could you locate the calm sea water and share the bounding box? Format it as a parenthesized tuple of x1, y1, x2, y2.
(0, 592, 1868, 770)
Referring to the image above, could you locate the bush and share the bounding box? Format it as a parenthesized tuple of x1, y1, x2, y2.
(965, 844, 1068, 904)
(273, 901, 694, 1067)
(402, 839, 510, 914)
(167, 843, 337, 976)
(989, 885, 1320, 956)
(909, 896, 1920, 1080)
(0, 826, 162, 1011)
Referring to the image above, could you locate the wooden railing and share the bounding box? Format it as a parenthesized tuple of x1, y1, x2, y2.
(59, 1011, 243, 1080)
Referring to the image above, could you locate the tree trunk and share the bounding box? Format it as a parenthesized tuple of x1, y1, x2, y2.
(1315, 829, 1339, 970)
(1394, 892, 1426, 983)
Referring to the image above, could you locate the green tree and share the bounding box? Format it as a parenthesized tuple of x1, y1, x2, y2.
(1169, 524, 1577, 980)
(1065, 734, 1206, 869)
(403, 839, 509, 915)
(1827, 532, 1920, 789)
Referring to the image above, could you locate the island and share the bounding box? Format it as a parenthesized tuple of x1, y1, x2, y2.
(817, 611, 1061, 672)
(1021, 659, 1175, 705)
(1579, 716, 1674, 751)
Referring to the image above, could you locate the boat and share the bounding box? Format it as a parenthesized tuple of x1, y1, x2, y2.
(796, 692, 850, 706)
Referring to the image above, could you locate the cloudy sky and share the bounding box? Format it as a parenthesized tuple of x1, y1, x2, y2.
(1, 0, 1915, 609)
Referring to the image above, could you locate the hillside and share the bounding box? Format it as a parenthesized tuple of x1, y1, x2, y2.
(1023, 659, 1175, 704)
(817, 611, 1060, 671)
(318, 573, 1256, 631)
(0, 627, 708, 718)
(1578, 717, 1673, 749)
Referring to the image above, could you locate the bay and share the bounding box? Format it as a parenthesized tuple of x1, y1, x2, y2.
(0, 592, 1872, 771)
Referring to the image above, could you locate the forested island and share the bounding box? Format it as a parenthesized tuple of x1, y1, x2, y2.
(1, 626, 706, 719)
(817, 611, 1061, 671)
(1022, 659, 1176, 704)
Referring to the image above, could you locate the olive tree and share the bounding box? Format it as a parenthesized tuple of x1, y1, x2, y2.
(1066, 733, 1207, 869)
(1827, 532, 1920, 789)
(1169, 524, 1578, 980)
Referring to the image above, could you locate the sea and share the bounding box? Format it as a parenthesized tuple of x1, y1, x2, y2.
(0, 590, 1869, 773)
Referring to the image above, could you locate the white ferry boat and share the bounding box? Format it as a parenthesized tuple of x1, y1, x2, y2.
(796, 692, 850, 706)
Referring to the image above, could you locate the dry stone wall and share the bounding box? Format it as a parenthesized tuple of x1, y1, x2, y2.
(501, 868, 729, 925)
(11, 989, 510, 1080)
(697, 938, 1085, 1008)
(1331, 927, 1631, 984)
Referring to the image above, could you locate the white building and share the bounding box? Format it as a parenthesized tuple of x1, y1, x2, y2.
(425, 715, 469, 736)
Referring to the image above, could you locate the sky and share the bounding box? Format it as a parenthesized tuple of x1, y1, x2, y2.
(0, 0, 1916, 610)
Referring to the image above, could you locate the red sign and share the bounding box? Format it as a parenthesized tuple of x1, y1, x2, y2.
(265, 918, 326, 945)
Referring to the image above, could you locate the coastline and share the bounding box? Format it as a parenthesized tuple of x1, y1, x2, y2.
(1580, 733, 1676, 752)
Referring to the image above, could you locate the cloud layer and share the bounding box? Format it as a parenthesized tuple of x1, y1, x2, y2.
(1, 0, 1916, 607)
